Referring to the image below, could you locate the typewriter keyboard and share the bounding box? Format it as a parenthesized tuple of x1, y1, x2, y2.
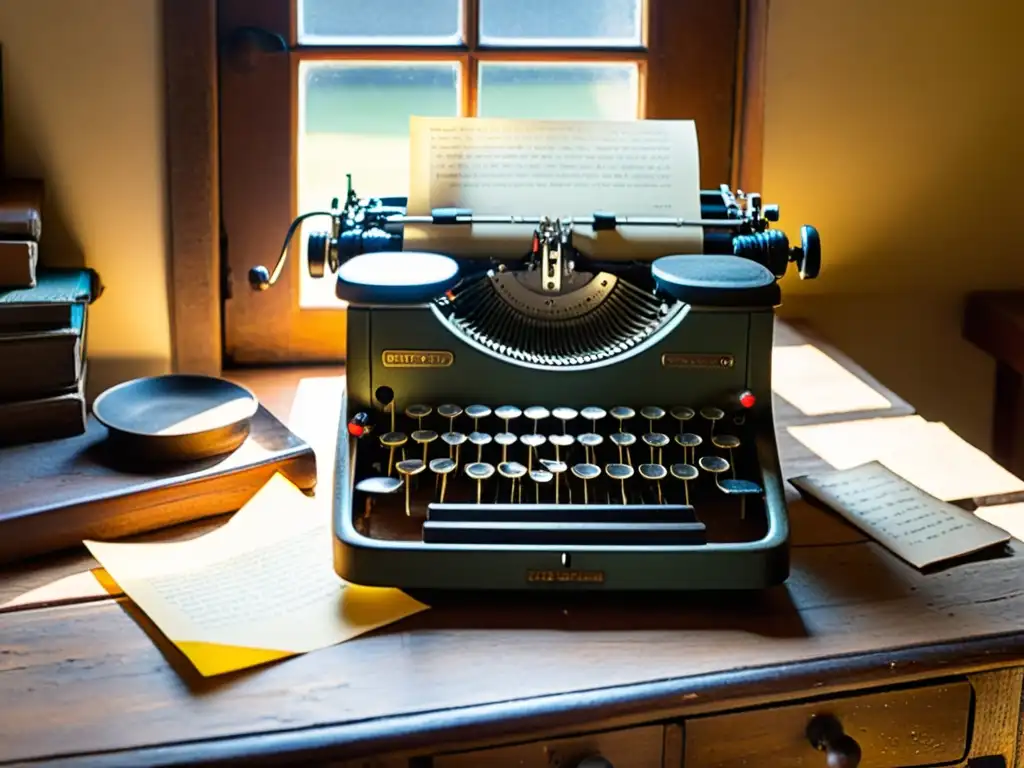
(349, 400, 769, 546)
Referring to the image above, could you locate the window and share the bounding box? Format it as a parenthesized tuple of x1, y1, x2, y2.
(218, 0, 745, 364)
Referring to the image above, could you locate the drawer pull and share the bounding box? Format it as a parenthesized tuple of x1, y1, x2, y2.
(806, 714, 862, 767)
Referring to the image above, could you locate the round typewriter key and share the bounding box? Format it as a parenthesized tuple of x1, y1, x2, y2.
(429, 457, 457, 503)
(643, 432, 670, 465)
(640, 406, 666, 432)
(520, 433, 547, 472)
(609, 431, 636, 465)
(639, 463, 667, 504)
(530, 468, 554, 504)
(437, 404, 463, 431)
(577, 432, 604, 465)
(605, 462, 634, 505)
(465, 404, 492, 430)
(498, 460, 527, 502)
(404, 404, 432, 427)
(355, 476, 402, 495)
(571, 462, 601, 505)
(494, 431, 517, 462)
(412, 429, 438, 463)
(700, 406, 725, 434)
(610, 406, 635, 431)
(674, 432, 703, 464)
(469, 431, 493, 463)
(670, 406, 695, 423)
(524, 405, 550, 424)
(441, 431, 467, 464)
(712, 434, 741, 450)
(548, 433, 575, 447)
(465, 461, 495, 504)
(395, 459, 426, 517)
(541, 458, 569, 503)
(670, 463, 699, 505)
(580, 406, 606, 429)
(552, 406, 578, 428)
(698, 455, 730, 475)
(494, 405, 522, 433)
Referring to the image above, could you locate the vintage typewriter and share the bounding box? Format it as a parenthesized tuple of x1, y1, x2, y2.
(251, 159, 821, 592)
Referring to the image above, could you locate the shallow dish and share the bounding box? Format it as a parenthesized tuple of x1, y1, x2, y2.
(92, 374, 259, 462)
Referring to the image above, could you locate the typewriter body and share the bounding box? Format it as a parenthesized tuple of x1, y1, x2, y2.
(251, 126, 821, 592)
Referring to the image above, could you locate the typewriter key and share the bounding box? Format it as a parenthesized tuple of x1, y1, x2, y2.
(412, 429, 438, 464)
(577, 432, 604, 465)
(571, 462, 601, 505)
(698, 455, 731, 496)
(396, 459, 426, 517)
(530, 469, 553, 504)
(465, 461, 495, 504)
(580, 406, 606, 431)
(639, 463, 668, 504)
(670, 406, 695, 425)
(674, 432, 703, 464)
(498, 461, 527, 503)
(641, 406, 666, 432)
(552, 407, 578, 431)
(355, 476, 403, 495)
(494, 405, 522, 432)
(437, 404, 463, 431)
(642, 432, 670, 465)
(605, 463, 634, 505)
(718, 475, 760, 520)
(541, 458, 569, 504)
(608, 431, 636, 466)
(441, 431, 467, 464)
(610, 406, 635, 431)
(429, 457, 457, 503)
(670, 463, 699, 506)
(520, 432, 546, 467)
(712, 434, 741, 477)
(405, 404, 432, 428)
(700, 406, 725, 435)
(469, 431, 493, 462)
(380, 431, 408, 477)
(494, 431, 518, 462)
(465, 404, 492, 431)
(524, 406, 550, 432)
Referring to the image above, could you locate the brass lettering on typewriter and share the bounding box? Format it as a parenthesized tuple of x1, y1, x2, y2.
(661, 353, 735, 369)
(381, 350, 454, 368)
(526, 569, 606, 584)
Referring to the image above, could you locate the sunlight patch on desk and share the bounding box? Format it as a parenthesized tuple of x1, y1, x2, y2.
(786, 415, 1024, 502)
(772, 344, 893, 416)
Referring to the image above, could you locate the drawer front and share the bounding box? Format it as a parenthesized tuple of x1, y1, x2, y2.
(433, 724, 665, 768)
(684, 680, 972, 767)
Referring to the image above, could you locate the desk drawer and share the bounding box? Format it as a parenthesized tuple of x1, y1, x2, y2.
(432, 724, 665, 767)
(684, 679, 972, 767)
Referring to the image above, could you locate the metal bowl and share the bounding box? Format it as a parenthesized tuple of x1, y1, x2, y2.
(92, 374, 259, 463)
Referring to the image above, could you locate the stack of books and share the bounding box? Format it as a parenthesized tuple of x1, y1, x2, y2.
(0, 178, 101, 446)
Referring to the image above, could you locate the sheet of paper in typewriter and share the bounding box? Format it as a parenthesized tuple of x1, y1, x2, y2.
(405, 117, 704, 259)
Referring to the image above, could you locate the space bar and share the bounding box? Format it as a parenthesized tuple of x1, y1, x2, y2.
(427, 503, 697, 524)
(422, 520, 707, 546)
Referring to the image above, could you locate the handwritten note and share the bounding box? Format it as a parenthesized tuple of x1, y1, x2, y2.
(791, 461, 1010, 570)
(84, 474, 429, 677)
(404, 117, 704, 260)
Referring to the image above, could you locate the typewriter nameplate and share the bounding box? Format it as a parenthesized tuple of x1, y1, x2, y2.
(526, 569, 605, 584)
(662, 353, 734, 369)
(381, 350, 454, 368)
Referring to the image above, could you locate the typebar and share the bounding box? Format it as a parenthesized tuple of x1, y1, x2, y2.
(422, 518, 707, 546)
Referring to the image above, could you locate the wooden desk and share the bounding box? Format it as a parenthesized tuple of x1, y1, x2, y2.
(2, 320, 1023, 767)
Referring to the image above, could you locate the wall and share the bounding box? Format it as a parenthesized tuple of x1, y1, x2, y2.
(0, 0, 171, 397)
(764, 0, 1024, 451)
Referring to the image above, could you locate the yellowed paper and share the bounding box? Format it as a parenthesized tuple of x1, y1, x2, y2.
(792, 461, 1010, 570)
(786, 415, 1024, 502)
(975, 502, 1024, 542)
(405, 117, 704, 259)
(84, 474, 429, 677)
(772, 344, 893, 416)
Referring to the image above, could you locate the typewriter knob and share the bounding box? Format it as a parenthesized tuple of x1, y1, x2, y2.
(248, 265, 271, 291)
(307, 231, 331, 278)
(795, 225, 821, 280)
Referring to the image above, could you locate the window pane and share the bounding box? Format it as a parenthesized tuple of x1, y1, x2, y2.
(479, 0, 642, 46)
(297, 61, 459, 308)
(478, 63, 639, 120)
(298, 0, 461, 45)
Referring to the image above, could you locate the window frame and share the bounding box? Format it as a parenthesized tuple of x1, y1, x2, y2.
(163, 0, 768, 370)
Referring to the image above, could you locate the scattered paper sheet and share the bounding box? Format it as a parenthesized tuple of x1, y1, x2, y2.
(405, 116, 704, 259)
(792, 461, 1010, 570)
(84, 473, 429, 677)
(786, 415, 1024, 502)
(772, 344, 893, 416)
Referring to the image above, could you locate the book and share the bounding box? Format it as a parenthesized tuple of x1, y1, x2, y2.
(0, 178, 43, 241)
(0, 240, 38, 288)
(0, 302, 86, 401)
(0, 365, 86, 446)
(0, 268, 99, 332)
